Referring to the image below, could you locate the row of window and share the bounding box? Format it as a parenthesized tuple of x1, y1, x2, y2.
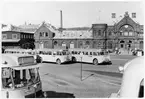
(2, 34, 33, 39)
(21, 34, 33, 39)
(2, 34, 17, 39)
(71, 51, 105, 56)
(120, 31, 133, 36)
(39, 32, 48, 37)
(93, 30, 102, 36)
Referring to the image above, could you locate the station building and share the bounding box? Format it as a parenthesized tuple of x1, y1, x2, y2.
(2, 12, 144, 51)
(34, 12, 144, 51)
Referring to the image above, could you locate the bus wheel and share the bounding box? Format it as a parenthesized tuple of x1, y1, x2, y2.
(93, 59, 98, 65)
(56, 59, 61, 65)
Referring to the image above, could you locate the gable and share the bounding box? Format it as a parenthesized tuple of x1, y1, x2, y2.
(115, 13, 137, 31)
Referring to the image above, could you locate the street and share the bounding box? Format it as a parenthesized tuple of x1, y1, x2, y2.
(38, 55, 137, 98)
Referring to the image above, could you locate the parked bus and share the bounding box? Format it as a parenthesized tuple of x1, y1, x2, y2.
(1, 54, 43, 98)
(4, 49, 42, 63)
(35, 48, 72, 65)
(69, 48, 111, 65)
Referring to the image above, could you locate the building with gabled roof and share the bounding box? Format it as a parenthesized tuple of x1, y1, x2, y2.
(2, 24, 36, 49)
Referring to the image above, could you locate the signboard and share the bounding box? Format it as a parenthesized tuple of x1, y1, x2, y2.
(18, 56, 35, 65)
(2, 68, 10, 78)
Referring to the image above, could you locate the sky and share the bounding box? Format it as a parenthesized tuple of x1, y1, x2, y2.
(0, 0, 144, 28)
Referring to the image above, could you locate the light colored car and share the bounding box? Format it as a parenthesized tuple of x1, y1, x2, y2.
(110, 56, 144, 98)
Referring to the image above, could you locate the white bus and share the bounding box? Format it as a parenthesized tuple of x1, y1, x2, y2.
(69, 48, 111, 65)
(1, 54, 43, 98)
(4, 49, 42, 63)
(35, 48, 72, 65)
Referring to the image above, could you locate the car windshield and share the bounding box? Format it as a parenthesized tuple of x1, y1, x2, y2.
(2, 67, 40, 89)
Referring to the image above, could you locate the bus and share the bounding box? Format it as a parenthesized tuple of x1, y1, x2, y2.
(69, 48, 111, 65)
(4, 48, 42, 63)
(35, 48, 72, 65)
(1, 54, 43, 98)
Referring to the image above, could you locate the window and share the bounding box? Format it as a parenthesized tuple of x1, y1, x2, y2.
(85, 52, 88, 55)
(43, 32, 45, 37)
(12, 34, 17, 39)
(72, 51, 74, 54)
(98, 30, 101, 36)
(2, 34, 7, 39)
(74, 51, 77, 55)
(129, 31, 133, 36)
(93, 52, 97, 56)
(94, 30, 97, 36)
(45, 32, 48, 37)
(2, 68, 12, 88)
(48, 51, 52, 55)
(124, 32, 128, 36)
(90, 52, 92, 55)
(109, 32, 112, 36)
(40, 32, 42, 37)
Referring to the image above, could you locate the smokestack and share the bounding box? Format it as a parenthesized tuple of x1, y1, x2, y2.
(60, 10, 63, 29)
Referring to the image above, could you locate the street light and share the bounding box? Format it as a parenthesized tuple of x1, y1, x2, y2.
(80, 52, 94, 81)
(80, 52, 83, 81)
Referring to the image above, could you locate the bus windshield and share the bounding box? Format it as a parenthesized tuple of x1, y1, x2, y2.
(2, 67, 40, 89)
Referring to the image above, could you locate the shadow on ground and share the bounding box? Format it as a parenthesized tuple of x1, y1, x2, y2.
(84, 70, 123, 78)
(43, 91, 75, 98)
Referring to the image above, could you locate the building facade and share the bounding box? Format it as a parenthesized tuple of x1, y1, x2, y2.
(34, 12, 143, 51)
(2, 24, 37, 49)
(2, 12, 143, 51)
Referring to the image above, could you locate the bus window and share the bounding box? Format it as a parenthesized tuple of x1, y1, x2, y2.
(48, 51, 52, 55)
(86, 52, 88, 55)
(2, 68, 13, 88)
(93, 52, 97, 56)
(72, 51, 74, 54)
(74, 51, 77, 55)
(100, 52, 104, 55)
(57, 51, 61, 55)
(78, 51, 81, 55)
(62, 51, 66, 55)
(90, 52, 92, 55)
(53, 52, 56, 55)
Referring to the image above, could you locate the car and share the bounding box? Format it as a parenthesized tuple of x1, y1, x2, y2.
(110, 56, 144, 98)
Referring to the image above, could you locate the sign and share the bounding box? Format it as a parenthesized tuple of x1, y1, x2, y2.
(18, 56, 35, 65)
(2, 68, 10, 78)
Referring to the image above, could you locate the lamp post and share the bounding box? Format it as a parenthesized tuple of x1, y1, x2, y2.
(80, 52, 83, 81)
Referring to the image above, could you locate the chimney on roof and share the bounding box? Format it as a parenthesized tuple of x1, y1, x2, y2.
(60, 10, 63, 30)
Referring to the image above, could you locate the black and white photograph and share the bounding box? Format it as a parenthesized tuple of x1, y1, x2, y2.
(1, 0, 144, 98)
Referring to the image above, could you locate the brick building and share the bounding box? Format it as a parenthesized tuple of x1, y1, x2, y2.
(2, 24, 38, 49)
(34, 12, 143, 51)
(2, 12, 143, 51)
